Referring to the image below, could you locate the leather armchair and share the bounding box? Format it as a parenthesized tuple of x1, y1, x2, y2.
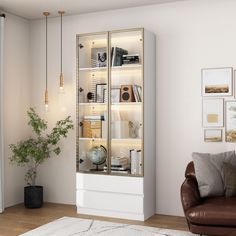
(181, 162, 236, 236)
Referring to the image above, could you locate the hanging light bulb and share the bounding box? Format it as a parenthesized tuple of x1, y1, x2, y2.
(58, 11, 65, 93)
(43, 12, 50, 111)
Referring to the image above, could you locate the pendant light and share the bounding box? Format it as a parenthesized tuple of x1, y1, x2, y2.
(43, 12, 50, 111)
(58, 11, 65, 93)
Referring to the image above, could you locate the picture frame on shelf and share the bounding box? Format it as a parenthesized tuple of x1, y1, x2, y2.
(202, 98, 224, 127)
(96, 83, 107, 103)
(111, 88, 121, 103)
(91, 47, 107, 68)
(225, 101, 236, 142)
(202, 67, 233, 97)
(204, 129, 222, 142)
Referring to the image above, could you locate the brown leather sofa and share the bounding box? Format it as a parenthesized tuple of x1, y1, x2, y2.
(181, 161, 236, 236)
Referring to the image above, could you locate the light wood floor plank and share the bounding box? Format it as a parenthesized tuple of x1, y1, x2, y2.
(0, 203, 188, 236)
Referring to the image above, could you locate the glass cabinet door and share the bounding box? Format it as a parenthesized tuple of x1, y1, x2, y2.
(77, 32, 109, 173)
(109, 29, 143, 176)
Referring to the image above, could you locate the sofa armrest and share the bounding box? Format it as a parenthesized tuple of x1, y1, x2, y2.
(181, 176, 202, 214)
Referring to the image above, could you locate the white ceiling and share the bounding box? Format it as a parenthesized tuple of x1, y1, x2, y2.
(0, 0, 185, 20)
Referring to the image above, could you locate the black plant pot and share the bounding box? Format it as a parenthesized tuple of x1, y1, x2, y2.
(24, 186, 43, 209)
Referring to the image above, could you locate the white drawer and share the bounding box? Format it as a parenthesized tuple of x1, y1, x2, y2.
(76, 173, 143, 195)
(77, 189, 143, 214)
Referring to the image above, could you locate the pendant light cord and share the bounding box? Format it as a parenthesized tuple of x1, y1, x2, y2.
(60, 13, 62, 74)
(46, 14, 48, 91)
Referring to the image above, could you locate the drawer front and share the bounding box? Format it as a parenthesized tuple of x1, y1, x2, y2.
(76, 173, 143, 195)
(77, 190, 143, 214)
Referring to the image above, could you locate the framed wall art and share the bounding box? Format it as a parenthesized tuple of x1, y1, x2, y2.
(204, 129, 222, 142)
(111, 88, 120, 103)
(202, 99, 224, 127)
(202, 67, 233, 97)
(225, 101, 236, 142)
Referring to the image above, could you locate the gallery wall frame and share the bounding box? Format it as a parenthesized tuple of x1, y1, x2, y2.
(225, 100, 236, 142)
(204, 129, 222, 142)
(202, 67, 233, 97)
(202, 98, 224, 128)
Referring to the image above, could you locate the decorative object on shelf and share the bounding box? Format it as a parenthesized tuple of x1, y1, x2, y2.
(202, 98, 224, 127)
(87, 92, 94, 102)
(130, 149, 142, 175)
(91, 47, 107, 67)
(226, 101, 236, 142)
(204, 129, 222, 142)
(43, 12, 50, 111)
(129, 121, 141, 138)
(202, 67, 233, 97)
(96, 83, 107, 103)
(87, 145, 107, 171)
(9, 108, 73, 208)
(121, 85, 135, 102)
(111, 88, 120, 103)
(58, 11, 65, 93)
(82, 115, 102, 138)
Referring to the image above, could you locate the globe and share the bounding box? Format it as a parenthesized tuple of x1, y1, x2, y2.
(87, 145, 107, 171)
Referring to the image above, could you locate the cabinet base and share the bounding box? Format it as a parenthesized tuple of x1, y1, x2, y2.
(77, 206, 146, 221)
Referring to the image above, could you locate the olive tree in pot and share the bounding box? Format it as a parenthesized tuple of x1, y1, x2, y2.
(9, 108, 73, 208)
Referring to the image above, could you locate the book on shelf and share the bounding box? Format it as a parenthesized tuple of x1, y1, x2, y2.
(132, 85, 142, 102)
(104, 163, 130, 171)
(83, 115, 103, 120)
(111, 156, 129, 166)
(111, 47, 128, 67)
(130, 149, 142, 175)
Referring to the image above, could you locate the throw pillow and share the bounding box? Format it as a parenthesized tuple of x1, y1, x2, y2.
(192, 150, 236, 198)
(223, 162, 236, 197)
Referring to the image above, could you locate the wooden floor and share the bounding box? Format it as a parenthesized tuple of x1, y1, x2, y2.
(0, 203, 188, 236)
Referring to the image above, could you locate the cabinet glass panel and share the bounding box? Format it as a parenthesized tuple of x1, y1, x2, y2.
(109, 29, 143, 176)
(77, 33, 109, 173)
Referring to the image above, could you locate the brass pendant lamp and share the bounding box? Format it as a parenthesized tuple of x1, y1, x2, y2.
(58, 11, 65, 92)
(43, 12, 50, 110)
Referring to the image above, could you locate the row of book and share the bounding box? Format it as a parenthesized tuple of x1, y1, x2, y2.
(122, 54, 140, 65)
(132, 85, 142, 102)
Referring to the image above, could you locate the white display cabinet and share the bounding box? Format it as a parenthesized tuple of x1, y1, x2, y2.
(76, 28, 156, 221)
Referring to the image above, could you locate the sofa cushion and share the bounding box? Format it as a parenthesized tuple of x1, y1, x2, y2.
(186, 197, 236, 226)
(192, 151, 236, 197)
(223, 162, 236, 197)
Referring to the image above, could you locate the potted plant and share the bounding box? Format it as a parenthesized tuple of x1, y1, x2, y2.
(9, 108, 73, 208)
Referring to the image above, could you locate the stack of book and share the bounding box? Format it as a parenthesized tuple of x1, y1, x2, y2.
(82, 115, 104, 138)
(111, 47, 128, 67)
(103, 157, 130, 173)
(130, 149, 142, 175)
(132, 85, 142, 102)
(122, 54, 139, 65)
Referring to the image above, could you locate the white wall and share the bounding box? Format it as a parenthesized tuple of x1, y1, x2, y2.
(29, 0, 236, 216)
(4, 13, 31, 207)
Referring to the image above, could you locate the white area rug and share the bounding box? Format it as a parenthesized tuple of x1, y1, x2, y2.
(21, 216, 195, 236)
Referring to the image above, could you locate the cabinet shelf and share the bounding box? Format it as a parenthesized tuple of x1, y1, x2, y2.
(79, 138, 141, 142)
(79, 64, 142, 72)
(79, 102, 141, 106)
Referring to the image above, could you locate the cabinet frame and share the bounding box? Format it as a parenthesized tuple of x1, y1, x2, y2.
(76, 28, 144, 177)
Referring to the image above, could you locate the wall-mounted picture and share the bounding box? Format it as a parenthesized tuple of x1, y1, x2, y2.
(91, 47, 107, 68)
(202, 67, 233, 97)
(226, 101, 236, 142)
(96, 83, 107, 103)
(204, 129, 222, 142)
(202, 99, 224, 127)
(111, 88, 120, 103)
